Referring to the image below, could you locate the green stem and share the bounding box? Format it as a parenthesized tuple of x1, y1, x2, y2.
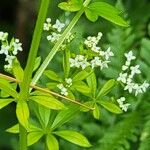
(19, 124, 27, 150)
(31, 0, 91, 86)
(18, 0, 50, 149)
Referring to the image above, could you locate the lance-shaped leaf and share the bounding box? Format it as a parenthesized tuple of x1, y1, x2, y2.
(38, 105, 51, 127)
(0, 79, 18, 99)
(93, 104, 100, 120)
(86, 2, 129, 27)
(72, 70, 91, 82)
(73, 81, 91, 94)
(44, 70, 62, 82)
(63, 49, 70, 78)
(58, 0, 83, 12)
(6, 124, 19, 134)
(51, 106, 79, 129)
(33, 56, 41, 72)
(97, 79, 116, 98)
(99, 101, 123, 114)
(16, 101, 29, 128)
(54, 130, 91, 147)
(12, 58, 24, 81)
(86, 71, 97, 97)
(29, 95, 65, 110)
(27, 131, 44, 146)
(46, 134, 59, 150)
(0, 98, 14, 109)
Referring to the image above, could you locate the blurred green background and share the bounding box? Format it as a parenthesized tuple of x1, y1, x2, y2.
(0, 0, 150, 149)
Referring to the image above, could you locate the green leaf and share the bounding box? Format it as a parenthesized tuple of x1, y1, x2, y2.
(73, 70, 91, 82)
(30, 95, 65, 110)
(99, 101, 123, 114)
(85, 8, 98, 22)
(54, 130, 91, 147)
(73, 81, 91, 94)
(46, 134, 59, 150)
(86, 71, 97, 97)
(93, 104, 100, 120)
(44, 70, 62, 82)
(0, 79, 18, 99)
(33, 57, 41, 72)
(38, 105, 51, 127)
(0, 98, 14, 109)
(63, 49, 70, 78)
(58, 0, 83, 12)
(51, 106, 79, 129)
(16, 101, 29, 128)
(12, 58, 24, 81)
(87, 2, 129, 27)
(46, 82, 58, 89)
(97, 79, 116, 98)
(6, 124, 19, 134)
(27, 131, 44, 146)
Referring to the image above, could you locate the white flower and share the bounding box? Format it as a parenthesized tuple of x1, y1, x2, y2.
(65, 78, 72, 87)
(5, 55, 15, 64)
(53, 19, 65, 32)
(122, 65, 128, 71)
(134, 84, 143, 96)
(117, 97, 125, 105)
(141, 82, 149, 92)
(47, 32, 61, 42)
(117, 73, 128, 83)
(57, 83, 68, 96)
(103, 47, 114, 60)
(124, 51, 136, 62)
(69, 55, 89, 69)
(0, 45, 10, 55)
(97, 32, 103, 40)
(130, 65, 141, 75)
(13, 40, 23, 55)
(100, 60, 110, 70)
(91, 45, 100, 53)
(121, 103, 131, 112)
(0, 32, 8, 41)
(61, 87, 68, 96)
(117, 97, 130, 112)
(46, 18, 51, 23)
(90, 57, 102, 68)
(124, 82, 135, 93)
(79, 59, 90, 70)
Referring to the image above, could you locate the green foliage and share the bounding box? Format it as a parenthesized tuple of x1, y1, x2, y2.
(98, 112, 141, 150)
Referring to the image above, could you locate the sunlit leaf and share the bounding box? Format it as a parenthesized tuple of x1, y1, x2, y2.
(12, 58, 24, 81)
(16, 101, 29, 128)
(97, 79, 116, 98)
(6, 124, 19, 134)
(44, 70, 62, 82)
(46, 134, 59, 150)
(54, 130, 91, 147)
(0, 98, 14, 109)
(30, 95, 65, 110)
(27, 131, 44, 146)
(58, 0, 83, 12)
(99, 101, 123, 114)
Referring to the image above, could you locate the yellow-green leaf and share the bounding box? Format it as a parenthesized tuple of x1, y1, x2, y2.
(6, 124, 19, 134)
(54, 130, 91, 147)
(46, 134, 59, 150)
(27, 131, 44, 146)
(30, 95, 65, 110)
(0, 98, 14, 109)
(16, 101, 29, 128)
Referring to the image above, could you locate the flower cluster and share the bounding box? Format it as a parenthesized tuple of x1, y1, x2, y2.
(0, 31, 23, 70)
(117, 97, 131, 112)
(69, 32, 114, 70)
(57, 78, 72, 96)
(117, 51, 149, 95)
(43, 18, 75, 50)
